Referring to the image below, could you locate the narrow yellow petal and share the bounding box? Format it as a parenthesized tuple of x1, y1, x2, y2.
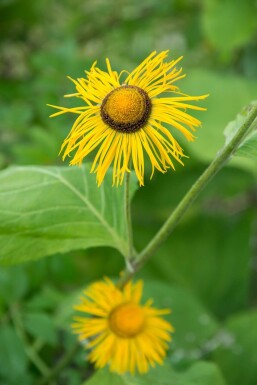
(49, 51, 208, 186)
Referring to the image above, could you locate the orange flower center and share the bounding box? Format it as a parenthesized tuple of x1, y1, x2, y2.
(100, 85, 151, 133)
(108, 302, 146, 338)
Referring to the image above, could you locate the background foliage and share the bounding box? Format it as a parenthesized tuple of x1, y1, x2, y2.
(0, 0, 257, 384)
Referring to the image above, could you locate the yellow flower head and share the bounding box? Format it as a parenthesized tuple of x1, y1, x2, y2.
(72, 278, 174, 374)
(48, 51, 208, 186)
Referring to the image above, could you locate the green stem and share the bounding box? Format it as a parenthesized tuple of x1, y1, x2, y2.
(124, 171, 134, 262)
(118, 104, 257, 288)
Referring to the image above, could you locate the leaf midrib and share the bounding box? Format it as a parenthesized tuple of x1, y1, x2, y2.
(1, 166, 127, 256)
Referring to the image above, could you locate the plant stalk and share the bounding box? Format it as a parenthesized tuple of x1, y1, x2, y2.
(118, 104, 257, 288)
(124, 171, 134, 262)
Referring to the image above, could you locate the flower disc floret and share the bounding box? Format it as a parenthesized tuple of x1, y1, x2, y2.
(48, 51, 208, 186)
(101, 85, 152, 133)
(108, 302, 145, 337)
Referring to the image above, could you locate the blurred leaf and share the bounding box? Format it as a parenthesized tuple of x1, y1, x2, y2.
(133, 162, 254, 319)
(0, 165, 138, 264)
(55, 288, 84, 330)
(25, 285, 64, 311)
(202, 0, 257, 56)
(140, 212, 253, 319)
(69, 247, 123, 284)
(0, 265, 28, 302)
(47, 252, 84, 283)
(11, 126, 62, 165)
(213, 309, 257, 385)
(0, 101, 33, 133)
(174, 361, 227, 385)
(83, 361, 226, 385)
(182, 70, 257, 170)
(0, 325, 28, 382)
(241, 42, 257, 77)
(61, 368, 81, 385)
(23, 253, 84, 290)
(133, 163, 254, 222)
(143, 281, 218, 367)
(23, 312, 57, 345)
(84, 369, 126, 385)
(0, 153, 5, 169)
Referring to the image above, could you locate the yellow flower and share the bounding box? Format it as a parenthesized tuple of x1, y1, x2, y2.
(72, 278, 174, 374)
(48, 51, 208, 186)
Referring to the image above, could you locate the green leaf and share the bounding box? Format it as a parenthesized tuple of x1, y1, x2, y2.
(138, 211, 253, 319)
(223, 101, 257, 161)
(237, 131, 257, 160)
(61, 368, 81, 385)
(23, 311, 57, 345)
(83, 361, 227, 385)
(133, 163, 254, 223)
(202, 0, 256, 56)
(55, 289, 82, 330)
(224, 112, 248, 146)
(0, 165, 138, 264)
(181, 70, 257, 171)
(0, 101, 33, 133)
(25, 285, 64, 311)
(11, 126, 62, 165)
(0, 325, 28, 382)
(176, 361, 227, 385)
(84, 368, 126, 385)
(0, 265, 28, 302)
(223, 99, 257, 137)
(213, 309, 257, 385)
(133, 164, 254, 319)
(131, 144, 255, 322)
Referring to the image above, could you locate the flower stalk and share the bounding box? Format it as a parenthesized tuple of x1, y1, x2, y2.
(124, 170, 135, 262)
(118, 104, 257, 288)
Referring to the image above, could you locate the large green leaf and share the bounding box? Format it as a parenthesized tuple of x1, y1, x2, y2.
(83, 361, 227, 385)
(0, 165, 137, 264)
(213, 309, 257, 385)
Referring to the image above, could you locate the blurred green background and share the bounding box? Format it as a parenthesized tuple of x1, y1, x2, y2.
(0, 0, 257, 384)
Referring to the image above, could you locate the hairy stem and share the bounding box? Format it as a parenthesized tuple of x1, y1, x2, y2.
(118, 104, 257, 288)
(124, 171, 134, 261)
